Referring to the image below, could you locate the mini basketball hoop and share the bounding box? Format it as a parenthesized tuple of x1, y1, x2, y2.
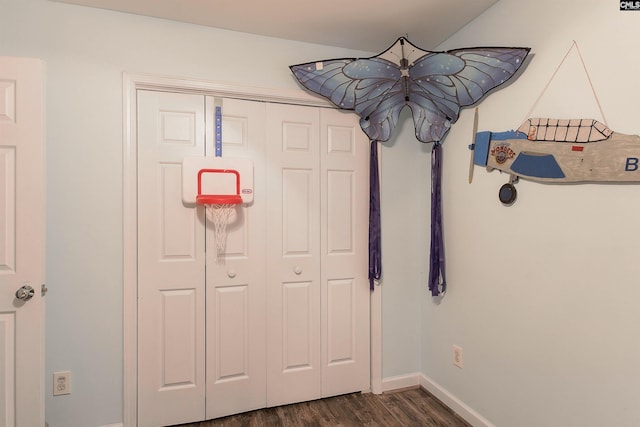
(182, 156, 254, 262)
(196, 169, 244, 262)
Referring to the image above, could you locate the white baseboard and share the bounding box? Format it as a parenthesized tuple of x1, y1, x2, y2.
(381, 372, 492, 427)
(381, 372, 422, 392)
(420, 374, 494, 427)
(99, 423, 124, 427)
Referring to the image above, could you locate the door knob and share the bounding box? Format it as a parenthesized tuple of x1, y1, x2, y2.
(294, 266, 302, 275)
(15, 284, 35, 301)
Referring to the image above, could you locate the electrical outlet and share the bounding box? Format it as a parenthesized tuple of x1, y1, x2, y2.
(53, 371, 71, 396)
(453, 345, 463, 369)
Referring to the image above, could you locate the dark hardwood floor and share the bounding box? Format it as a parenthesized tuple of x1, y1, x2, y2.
(172, 387, 472, 427)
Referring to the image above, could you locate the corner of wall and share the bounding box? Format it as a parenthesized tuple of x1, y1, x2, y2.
(420, 374, 493, 427)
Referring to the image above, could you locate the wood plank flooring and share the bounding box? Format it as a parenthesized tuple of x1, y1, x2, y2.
(171, 387, 472, 427)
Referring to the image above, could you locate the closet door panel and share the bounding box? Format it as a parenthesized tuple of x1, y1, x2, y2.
(212, 285, 249, 378)
(283, 168, 313, 254)
(137, 90, 206, 427)
(326, 278, 356, 362)
(327, 170, 356, 253)
(205, 97, 267, 419)
(320, 109, 371, 397)
(282, 281, 314, 370)
(266, 103, 321, 407)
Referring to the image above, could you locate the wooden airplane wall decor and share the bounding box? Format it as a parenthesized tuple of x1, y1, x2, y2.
(469, 114, 640, 205)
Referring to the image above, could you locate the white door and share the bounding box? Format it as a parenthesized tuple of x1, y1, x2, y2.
(205, 97, 267, 419)
(266, 104, 370, 406)
(137, 90, 207, 426)
(266, 103, 322, 406)
(319, 108, 370, 397)
(137, 93, 269, 425)
(0, 57, 45, 427)
(137, 93, 370, 425)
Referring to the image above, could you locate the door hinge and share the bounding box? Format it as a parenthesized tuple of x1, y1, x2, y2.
(41, 283, 48, 296)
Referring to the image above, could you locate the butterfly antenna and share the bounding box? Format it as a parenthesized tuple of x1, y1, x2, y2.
(399, 38, 406, 64)
(399, 39, 410, 101)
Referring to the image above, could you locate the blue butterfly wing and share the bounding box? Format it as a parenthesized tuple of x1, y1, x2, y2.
(408, 47, 529, 142)
(290, 59, 360, 108)
(290, 58, 405, 141)
(343, 59, 406, 141)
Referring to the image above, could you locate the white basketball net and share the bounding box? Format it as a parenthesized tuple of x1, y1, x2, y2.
(205, 203, 235, 262)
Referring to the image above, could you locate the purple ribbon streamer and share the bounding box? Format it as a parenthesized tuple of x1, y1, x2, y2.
(429, 142, 446, 296)
(369, 140, 382, 290)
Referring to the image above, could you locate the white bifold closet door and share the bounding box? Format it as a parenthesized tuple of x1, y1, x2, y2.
(266, 103, 370, 406)
(137, 90, 369, 427)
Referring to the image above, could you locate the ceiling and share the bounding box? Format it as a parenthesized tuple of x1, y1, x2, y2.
(52, 0, 499, 52)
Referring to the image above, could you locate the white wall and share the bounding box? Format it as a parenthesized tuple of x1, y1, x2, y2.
(381, 109, 430, 379)
(423, 0, 640, 426)
(0, 0, 425, 425)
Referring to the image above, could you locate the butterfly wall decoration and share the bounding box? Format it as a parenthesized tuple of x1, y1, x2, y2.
(290, 37, 530, 296)
(290, 37, 530, 144)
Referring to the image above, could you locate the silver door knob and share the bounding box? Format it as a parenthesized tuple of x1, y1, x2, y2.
(15, 285, 35, 301)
